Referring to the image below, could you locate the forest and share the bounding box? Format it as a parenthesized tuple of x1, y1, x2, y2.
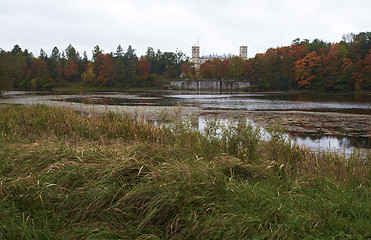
(0, 32, 370, 91)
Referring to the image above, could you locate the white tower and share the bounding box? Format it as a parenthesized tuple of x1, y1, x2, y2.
(192, 45, 200, 68)
(192, 46, 200, 59)
(239, 46, 248, 60)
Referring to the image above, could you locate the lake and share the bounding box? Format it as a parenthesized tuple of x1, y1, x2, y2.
(1, 90, 370, 155)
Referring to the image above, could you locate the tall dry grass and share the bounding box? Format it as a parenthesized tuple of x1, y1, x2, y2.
(0, 105, 370, 239)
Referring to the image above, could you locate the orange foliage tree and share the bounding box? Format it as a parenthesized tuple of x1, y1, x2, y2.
(294, 51, 322, 88)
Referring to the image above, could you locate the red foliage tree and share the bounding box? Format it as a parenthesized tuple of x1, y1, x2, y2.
(29, 60, 47, 78)
(63, 60, 78, 81)
(27, 60, 54, 89)
(95, 54, 112, 86)
(137, 59, 150, 80)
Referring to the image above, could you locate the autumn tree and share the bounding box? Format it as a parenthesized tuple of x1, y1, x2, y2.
(63, 60, 78, 82)
(210, 59, 222, 79)
(1, 45, 33, 90)
(284, 45, 308, 89)
(27, 60, 54, 90)
(137, 58, 151, 86)
(294, 51, 322, 89)
(181, 62, 194, 79)
(221, 59, 231, 79)
(321, 43, 354, 91)
(199, 61, 211, 79)
(95, 54, 113, 86)
(243, 60, 255, 83)
(81, 62, 96, 86)
(1, 31, 369, 91)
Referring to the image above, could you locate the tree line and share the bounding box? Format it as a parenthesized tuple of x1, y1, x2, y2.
(0, 32, 370, 91)
(195, 32, 371, 91)
(0, 44, 187, 90)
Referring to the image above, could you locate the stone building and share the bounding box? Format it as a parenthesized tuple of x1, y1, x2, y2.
(191, 45, 248, 69)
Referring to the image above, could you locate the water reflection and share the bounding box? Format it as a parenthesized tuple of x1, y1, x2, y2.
(197, 117, 370, 155)
(289, 133, 370, 151)
(1, 90, 370, 154)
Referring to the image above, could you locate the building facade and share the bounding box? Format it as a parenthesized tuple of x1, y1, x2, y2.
(191, 45, 248, 69)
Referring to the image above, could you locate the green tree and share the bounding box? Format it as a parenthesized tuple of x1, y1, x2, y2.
(65, 44, 79, 63)
(0, 51, 13, 91)
(92, 45, 103, 62)
(230, 56, 244, 80)
(115, 45, 124, 57)
(123, 45, 138, 86)
(50, 47, 60, 61)
(39, 48, 47, 61)
(11, 45, 22, 55)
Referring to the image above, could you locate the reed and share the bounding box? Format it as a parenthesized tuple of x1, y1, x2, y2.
(0, 105, 370, 239)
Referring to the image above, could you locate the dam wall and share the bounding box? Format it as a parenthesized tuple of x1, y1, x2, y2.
(170, 80, 250, 90)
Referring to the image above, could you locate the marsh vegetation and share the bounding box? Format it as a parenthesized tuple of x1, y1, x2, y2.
(0, 105, 370, 239)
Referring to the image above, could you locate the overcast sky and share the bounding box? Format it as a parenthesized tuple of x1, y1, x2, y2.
(1, 0, 370, 59)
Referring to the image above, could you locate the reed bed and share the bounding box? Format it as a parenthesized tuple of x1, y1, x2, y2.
(0, 105, 370, 239)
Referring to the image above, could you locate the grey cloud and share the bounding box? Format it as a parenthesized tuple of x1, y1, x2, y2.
(1, 0, 370, 58)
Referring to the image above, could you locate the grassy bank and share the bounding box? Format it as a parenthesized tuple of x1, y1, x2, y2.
(0, 105, 370, 239)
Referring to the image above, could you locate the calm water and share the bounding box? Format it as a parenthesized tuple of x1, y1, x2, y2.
(1, 90, 370, 154)
(165, 92, 371, 115)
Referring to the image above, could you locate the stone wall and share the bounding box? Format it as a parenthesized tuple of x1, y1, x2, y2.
(170, 80, 250, 90)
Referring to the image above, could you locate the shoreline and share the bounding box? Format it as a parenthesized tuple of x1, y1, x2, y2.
(1, 93, 370, 139)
